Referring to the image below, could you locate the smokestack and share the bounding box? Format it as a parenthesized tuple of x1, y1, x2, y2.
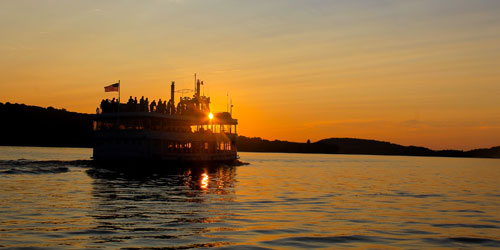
(196, 80, 201, 97)
(170, 81, 175, 105)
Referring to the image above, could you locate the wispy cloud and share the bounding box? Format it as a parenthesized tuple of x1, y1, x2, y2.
(303, 119, 386, 129)
(209, 69, 241, 75)
(2, 45, 35, 51)
(401, 119, 426, 128)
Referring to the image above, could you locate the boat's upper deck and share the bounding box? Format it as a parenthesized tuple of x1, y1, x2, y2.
(94, 111, 238, 135)
(96, 79, 237, 133)
(94, 111, 238, 125)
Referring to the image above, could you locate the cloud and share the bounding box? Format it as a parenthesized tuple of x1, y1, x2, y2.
(401, 119, 425, 128)
(210, 69, 241, 75)
(2, 45, 35, 51)
(303, 119, 387, 129)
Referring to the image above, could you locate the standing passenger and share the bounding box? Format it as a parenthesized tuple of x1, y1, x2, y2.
(157, 99, 163, 113)
(111, 98, 116, 112)
(127, 96, 133, 112)
(140, 96, 145, 112)
(150, 100, 156, 112)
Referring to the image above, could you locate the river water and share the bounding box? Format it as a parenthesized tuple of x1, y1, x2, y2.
(0, 146, 499, 249)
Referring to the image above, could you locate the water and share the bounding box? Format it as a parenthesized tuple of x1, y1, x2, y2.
(0, 146, 499, 249)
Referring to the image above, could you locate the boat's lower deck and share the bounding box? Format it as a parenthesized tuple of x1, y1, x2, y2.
(93, 130, 238, 162)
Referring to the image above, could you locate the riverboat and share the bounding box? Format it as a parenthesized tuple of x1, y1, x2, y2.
(93, 79, 238, 163)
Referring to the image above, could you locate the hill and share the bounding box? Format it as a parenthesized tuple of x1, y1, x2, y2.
(238, 137, 500, 158)
(0, 102, 93, 147)
(317, 138, 435, 156)
(237, 136, 338, 154)
(466, 146, 500, 158)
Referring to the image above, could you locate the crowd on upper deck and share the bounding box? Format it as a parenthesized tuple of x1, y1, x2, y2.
(99, 95, 211, 116)
(99, 96, 175, 114)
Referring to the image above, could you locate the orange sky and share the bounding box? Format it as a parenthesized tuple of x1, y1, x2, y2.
(1, 0, 499, 150)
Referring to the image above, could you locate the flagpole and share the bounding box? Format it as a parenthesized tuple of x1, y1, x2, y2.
(118, 80, 121, 113)
(118, 80, 121, 104)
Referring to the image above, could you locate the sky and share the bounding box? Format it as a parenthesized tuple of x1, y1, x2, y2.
(1, 0, 499, 150)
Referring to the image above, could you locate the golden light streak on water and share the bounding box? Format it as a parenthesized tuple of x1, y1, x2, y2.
(201, 172, 209, 190)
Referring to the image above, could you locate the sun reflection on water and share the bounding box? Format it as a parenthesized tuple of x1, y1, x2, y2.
(201, 172, 209, 190)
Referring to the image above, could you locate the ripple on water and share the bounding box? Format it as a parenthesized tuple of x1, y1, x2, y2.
(424, 237, 500, 247)
(213, 245, 273, 250)
(437, 209, 485, 213)
(432, 223, 499, 229)
(260, 235, 397, 248)
(369, 191, 444, 199)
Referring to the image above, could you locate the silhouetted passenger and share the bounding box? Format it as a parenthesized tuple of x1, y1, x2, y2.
(102, 99, 111, 113)
(100, 99, 106, 113)
(139, 96, 145, 112)
(111, 98, 117, 112)
(166, 100, 173, 114)
(145, 98, 149, 112)
(106, 99, 111, 113)
(150, 100, 156, 112)
(157, 99, 163, 113)
(126, 96, 134, 112)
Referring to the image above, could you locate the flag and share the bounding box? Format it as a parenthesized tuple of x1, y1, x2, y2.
(104, 83, 119, 92)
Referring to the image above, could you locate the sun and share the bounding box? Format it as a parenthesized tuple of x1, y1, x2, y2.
(209, 112, 213, 120)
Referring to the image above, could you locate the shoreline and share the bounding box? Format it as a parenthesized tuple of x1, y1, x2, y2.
(1, 144, 499, 160)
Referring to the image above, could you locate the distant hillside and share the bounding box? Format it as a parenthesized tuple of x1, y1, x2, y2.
(1, 102, 499, 158)
(466, 146, 500, 158)
(239, 137, 500, 158)
(317, 138, 438, 156)
(237, 136, 338, 154)
(237, 136, 437, 157)
(0, 102, 93, 147)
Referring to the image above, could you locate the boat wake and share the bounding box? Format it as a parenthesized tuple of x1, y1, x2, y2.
(0, 158, 245, 176)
